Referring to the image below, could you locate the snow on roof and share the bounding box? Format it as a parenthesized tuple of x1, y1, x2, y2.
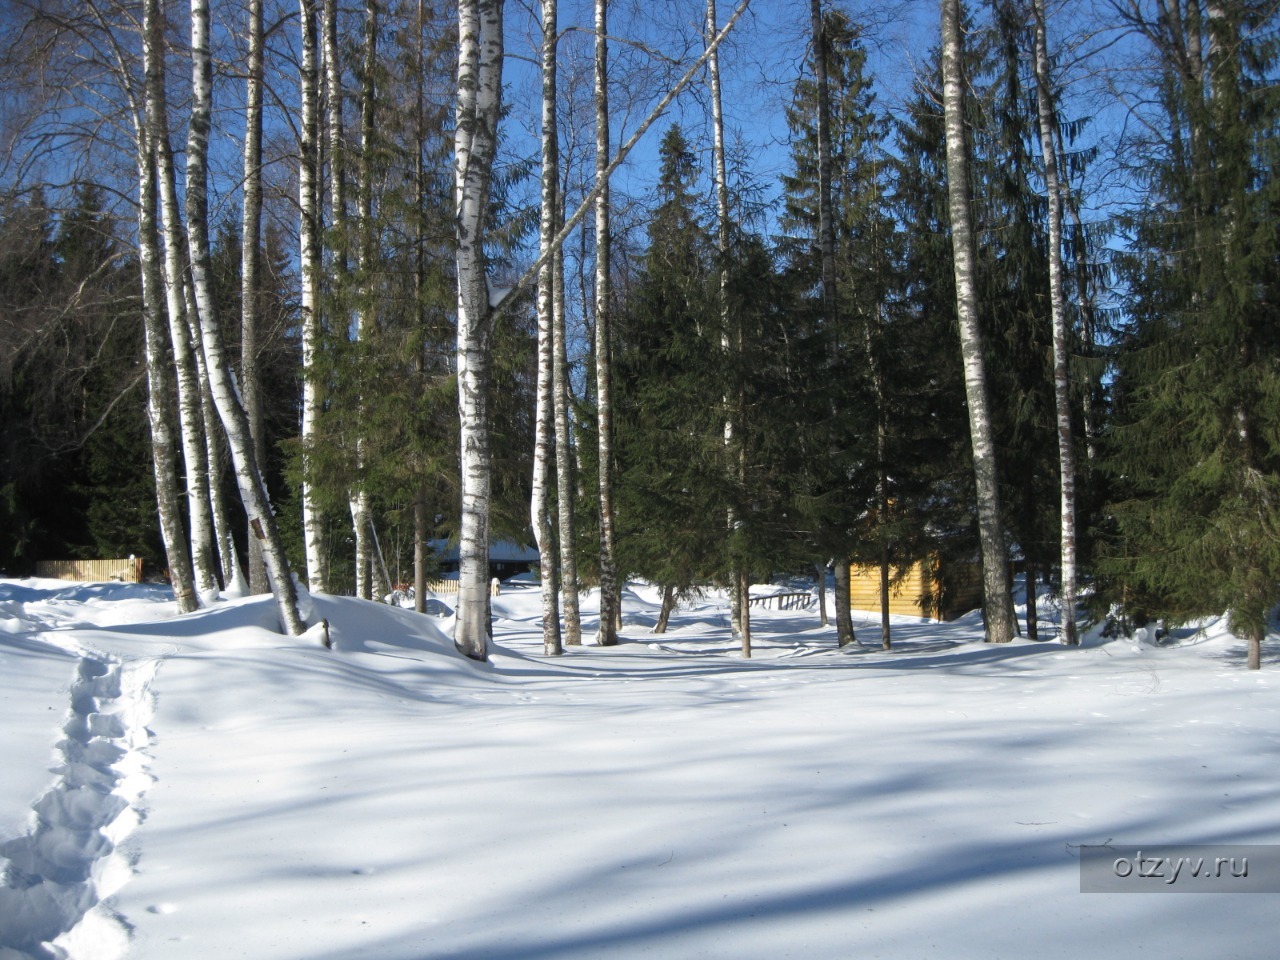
(426, 539, 539, 563)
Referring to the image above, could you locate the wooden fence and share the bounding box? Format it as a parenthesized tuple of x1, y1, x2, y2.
(747, 592, 813, 611)
(418, 578, 501, 597)
(36, 557, 144, 584)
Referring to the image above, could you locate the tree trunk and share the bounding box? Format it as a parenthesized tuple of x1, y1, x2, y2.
(811, 0, 857, 649)
(414, 492, 429, 613)
(533, 0, 563, 656)
(413, 0, 430, 616)
(197, 344, 245, 594)
(452, 0, 505, 661)
(1030, 0, 1078, 646)
(180, 277, 242, 594)
(834, 558, 855, 646)
(940, 0, 1015, 643)
(862, 294, 891, 651)
(655, 583, 676, 634)
(878, 543, 891, 650)
(188, 0, 306, 635)
(299, 0, 328, 593)
(1024, 557, 1039, 641)
(348, 0, 379, 602)
(447, 0, 752, 655)
(135, 123, 197, 614)
(553, 220, 582, 645)
(242, 0, 268, 595)
(144, 15, 217, 605)
(593, 0, 619, 647)
(737, 568, 752, 658)
(815, 563, 828, 627)
(707, 0, 749, 648)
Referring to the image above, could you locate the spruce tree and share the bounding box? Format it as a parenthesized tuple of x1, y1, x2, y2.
(780, 10, 903, 645)
(614, 126, 724, 597)
(1103, 1, 1280, 668)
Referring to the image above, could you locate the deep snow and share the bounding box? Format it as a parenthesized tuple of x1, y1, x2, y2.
(0, 576, 1277, 959)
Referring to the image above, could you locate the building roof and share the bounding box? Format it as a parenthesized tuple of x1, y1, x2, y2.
(427, 539, 539, 563)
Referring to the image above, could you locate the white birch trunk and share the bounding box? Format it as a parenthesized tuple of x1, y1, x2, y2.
(533, 0, 563, 655)
(348, 0, 378, 602)
(300, 0, 328, 593)
(134, 107, 198, 613)
(940, 0, 1015, 643)
(552, 219, 582, 645)
(461, 0, 753, 654)
(453, 0, 505, 660)
(188, 0, 306, 635)
(143, 5, 217, 605)
(183, 278, 245, 594)
(1030, 0, 1078, 646)
(706, 0, 747, 652)
(593, 0, 619, 646)
(242, 0, 269, 595)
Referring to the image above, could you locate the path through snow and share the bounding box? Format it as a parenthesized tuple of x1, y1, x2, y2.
(0, 652, 158, 960)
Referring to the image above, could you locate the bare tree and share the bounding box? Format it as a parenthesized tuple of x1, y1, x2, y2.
(299, 0, 328, 593)
(133, 88, 197, 613)
(242, 0, 269, 594)
(705, 0, 752, 657)
(453, 0, 755, 658)
(142, 0, 219, 605)
(552, 229, 582, 645)
(532, 0, 564, 656)
(349, 0, 378, 601)
(187, 0, 306, 634)
(452, 0, 506, 660)
(1030, 0, 1078, 645)
(940, 0, 1015, 643)
(592, 0, 620, 647)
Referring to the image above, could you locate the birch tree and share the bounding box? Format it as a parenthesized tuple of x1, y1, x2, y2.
(532, 0, 564, 655)
(187, 0, 306, 635)
(940, 0, 1016, 643)
(241, 0, 269, 594)
(705, 0, 751, 657)
(142, 0, 219, 604)
(452, 0, 754, 658)
(1029, 0, 1078, 645)
(299, 0, 328, 593)
(553, 230, 582, 645)
(593, 0, 620, 647)
(452, 0, 506, 660)
(350, 0, 378, 601)
(133, 83, 198, 613)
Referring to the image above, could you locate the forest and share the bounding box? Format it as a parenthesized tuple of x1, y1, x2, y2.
(0, 0, 1276, 665)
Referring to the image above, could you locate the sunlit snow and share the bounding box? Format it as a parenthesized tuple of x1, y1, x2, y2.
(0, 576, 1275, 959)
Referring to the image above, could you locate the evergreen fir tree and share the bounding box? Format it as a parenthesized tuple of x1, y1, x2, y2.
(1103, 1, 1280, 668)
(614, 125, 725, 595)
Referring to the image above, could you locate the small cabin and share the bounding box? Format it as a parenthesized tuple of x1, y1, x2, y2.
(428, 539, 539, 582)
(848, 555, 982, 621)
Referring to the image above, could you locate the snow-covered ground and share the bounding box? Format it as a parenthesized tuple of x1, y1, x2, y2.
(0, 575, 1276, 959)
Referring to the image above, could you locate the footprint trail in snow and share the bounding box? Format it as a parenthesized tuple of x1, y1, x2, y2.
(0, 654, 158, 960)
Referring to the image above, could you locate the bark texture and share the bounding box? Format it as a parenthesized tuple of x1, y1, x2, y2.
(593, 0, 619, 646)
(533, 0, 563, 655)
(1031, 0, 1078, 646)
(941, 0, 1015, 643)
(452, 0, 505, 660)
